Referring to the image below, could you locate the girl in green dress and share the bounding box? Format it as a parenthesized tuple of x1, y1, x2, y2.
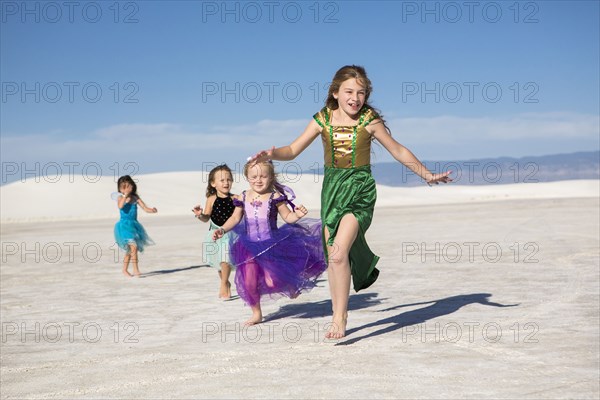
(251, 65, 452, 338)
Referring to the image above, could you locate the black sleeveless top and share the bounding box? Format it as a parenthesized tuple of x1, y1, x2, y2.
(211, 194, 235, 226)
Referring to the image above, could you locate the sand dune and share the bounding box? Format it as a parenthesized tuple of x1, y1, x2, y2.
(1, 171, 598, 223)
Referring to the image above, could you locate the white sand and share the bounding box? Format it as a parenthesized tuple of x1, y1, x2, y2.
(0, 176, 599, 398)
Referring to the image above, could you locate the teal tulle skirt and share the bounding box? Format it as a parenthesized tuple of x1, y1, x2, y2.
(203, 221, 233, 270)
(114, 219, 154, 253)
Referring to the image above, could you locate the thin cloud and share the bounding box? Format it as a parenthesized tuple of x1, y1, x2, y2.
(1, 112, 597, 166)
(389, 112, 599, 143)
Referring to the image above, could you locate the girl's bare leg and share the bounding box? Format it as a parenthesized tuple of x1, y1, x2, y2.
(324, 214, 358, 339)
(244, 261, 262, 325)
(323, 227, 337, 313)
(246, 304, 263, 326)
(130, 245, 141, 277)
(122, 252, 133, 277)
(219, 263, 232, 299)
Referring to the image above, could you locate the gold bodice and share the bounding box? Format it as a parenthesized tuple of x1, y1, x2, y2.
(313, 107, 379, 168)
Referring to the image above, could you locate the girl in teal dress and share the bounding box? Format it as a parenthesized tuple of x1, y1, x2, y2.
(251, 65, 452, 338)
(114, 175, 157, 277)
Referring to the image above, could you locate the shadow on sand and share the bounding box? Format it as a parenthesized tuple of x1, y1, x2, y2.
(140, 265, 207, 277)
(263, 292, 385, 322)
(141, 265, 242, 301)
(336, 293, 519, 345)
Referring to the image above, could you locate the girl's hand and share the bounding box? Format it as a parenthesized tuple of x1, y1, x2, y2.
(294, 204, 308, 219)
(248, 146, 275, 165)
(192, 205, 203, 217)
(150, 207, 158, 213)
(212, 228, 225, 241)
(426, 171, 453, 186)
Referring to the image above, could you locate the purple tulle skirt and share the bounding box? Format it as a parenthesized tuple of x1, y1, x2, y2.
(231, 218, 327, 307)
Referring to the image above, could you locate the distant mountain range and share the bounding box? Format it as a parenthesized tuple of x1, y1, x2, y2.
(305, 151, 600, 186)
(2, 151, 598, 187)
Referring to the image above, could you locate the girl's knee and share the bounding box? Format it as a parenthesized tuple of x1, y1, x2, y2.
(327, 248, 349, 266)
(327, 243, 349, 264)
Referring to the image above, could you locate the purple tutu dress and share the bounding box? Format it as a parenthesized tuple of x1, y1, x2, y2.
(230, 186, 327, 307)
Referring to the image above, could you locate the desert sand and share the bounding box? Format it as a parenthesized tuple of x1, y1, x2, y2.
(1, 176, 599, 398)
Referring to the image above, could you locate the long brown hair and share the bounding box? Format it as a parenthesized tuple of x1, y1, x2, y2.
(325, 65, 373, 110)
(325, 65, 390, 135)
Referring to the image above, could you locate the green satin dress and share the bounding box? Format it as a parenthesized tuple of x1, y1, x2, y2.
(313, 106, 380, 291)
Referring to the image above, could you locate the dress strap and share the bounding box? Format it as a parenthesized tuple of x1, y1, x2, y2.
(361, 107, 379, 127)
(313, 106, 330, 129)
(233, 191, 246, 208)
(273, 182, 297, 210)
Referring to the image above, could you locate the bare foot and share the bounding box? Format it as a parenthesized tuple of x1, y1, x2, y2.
(325, 313, 347, 339)
(244, 310, 263, 326)
(132, 270, 141, 278)
(219, 281, 231, 299)
(122, 270, 133, 277)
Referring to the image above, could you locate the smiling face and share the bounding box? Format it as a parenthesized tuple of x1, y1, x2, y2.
(210, 170, 233, 196)
(245, 163, 274, 195)
(333, 78, 367, 117)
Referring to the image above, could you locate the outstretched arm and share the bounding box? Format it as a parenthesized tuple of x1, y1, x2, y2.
(192, 195, 215, 223)
(370, 120, 452, 185)
(251, 119, 321, 163)
(137, 197, 158, 213)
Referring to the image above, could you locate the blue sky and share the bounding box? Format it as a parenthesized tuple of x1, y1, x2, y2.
(1, 0, 599, 180)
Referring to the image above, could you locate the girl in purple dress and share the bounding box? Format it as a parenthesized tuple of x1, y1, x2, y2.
(213, 161, 327, 325)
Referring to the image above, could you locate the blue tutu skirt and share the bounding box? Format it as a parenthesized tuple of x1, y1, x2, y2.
(231, 218, 327, 307)
(114, 220, 154, 253)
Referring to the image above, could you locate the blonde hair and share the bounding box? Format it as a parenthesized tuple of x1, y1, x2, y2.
(243, 161, 280, 192)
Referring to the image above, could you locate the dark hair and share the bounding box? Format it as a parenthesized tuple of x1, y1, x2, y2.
(117, 175, 137, 196)
(207, 164, 233, 197)
(326, 65, 390, 135)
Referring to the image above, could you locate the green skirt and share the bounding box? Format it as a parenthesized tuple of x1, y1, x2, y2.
(321, 165, 379, 291)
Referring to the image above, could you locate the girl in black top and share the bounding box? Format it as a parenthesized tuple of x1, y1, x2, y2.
(193, 164, 236, 299)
